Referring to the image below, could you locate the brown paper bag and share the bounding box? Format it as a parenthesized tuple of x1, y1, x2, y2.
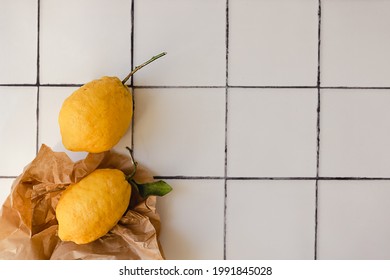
(0, 144, 164, 260)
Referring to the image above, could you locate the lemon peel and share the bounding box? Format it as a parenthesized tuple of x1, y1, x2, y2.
(56, 168, 131, 244)
(56, 148, 172, 245)
(58, 52, 167, 153)
(59, 77, 132, 153)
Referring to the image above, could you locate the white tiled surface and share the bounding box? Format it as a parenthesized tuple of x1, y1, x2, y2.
(0, 179, 13, 206)
(40, 0, 132, 84)
(320, 90, 390, 178)
(157, 179, 225, 260)
(2, 0, 390, 260)
(226, 180, 316, 260)
(0, 87, 37, 176)
(321, 0, 390, 87)
(133, 88, 226, 177)
(227, 88, 317, 177)
(317, 181, 390, 260)
(0, 0, 37, 84)
(229, 0, 318, 86)
(133, 0, 226, 86)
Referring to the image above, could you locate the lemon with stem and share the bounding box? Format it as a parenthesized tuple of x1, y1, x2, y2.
(56, 147, 172, 244)
(58, 52, 166, 153)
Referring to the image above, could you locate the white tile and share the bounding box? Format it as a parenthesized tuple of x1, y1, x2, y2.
(318, 180, 390, 259)
(320, 90, 390, 177)
(229, 0, 318, 86)
(0, 178, 14, 207)
(157, 179, 224, 259)
(39, 86, 133, 161)
(133, 88, 226, 177)
(40, 0, 131, 84)
(226, 180, 316, 259)
(227, 88, 317, 177)
(0, 0, 37, 84)
(321, 0, 390, 87)
(0, 87, 37, 175)
(134, 0, 226, 86)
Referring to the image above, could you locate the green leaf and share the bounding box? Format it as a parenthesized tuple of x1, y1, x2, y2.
(137, 180, 173, 198)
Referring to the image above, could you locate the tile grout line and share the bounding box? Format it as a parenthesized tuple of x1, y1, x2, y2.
(130, 0, 135, 87)
(4, 175, 390, 180)
(223, 0, 229, 261)
(130, 0, 135, 151)
(3, 84, 390, 90)
(314, 0, 322, 261)
(36, 88, 40, 154)
(154, 176, 390, 181)
(35, 0, 41, 155)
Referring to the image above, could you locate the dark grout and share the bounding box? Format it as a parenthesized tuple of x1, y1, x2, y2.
(130, 0, 135, 88)
(130, 0, 135, 151)
(223, 0, 230, 261)
(37, 83, 83, 87)
(154, 176, 390, 181)
(2, 84, 390, 90)
(314, 0, 322, 261)
(36, 87, 40, 155)
(36, 0, 40, 86)
(3, 175, 390, 181)
(35, 0, 41, 156)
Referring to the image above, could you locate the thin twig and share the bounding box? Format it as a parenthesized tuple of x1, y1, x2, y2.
(122, 52, 167, 84)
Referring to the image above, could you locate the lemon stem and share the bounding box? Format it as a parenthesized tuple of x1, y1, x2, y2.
(122, 52, 167, 85)
(124, 146, 173, 198)
(125, 146, 138, 180)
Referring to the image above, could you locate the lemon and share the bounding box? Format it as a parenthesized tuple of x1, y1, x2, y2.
(58, 52, 166, 153)
(58, 76, 133, 153)
(56, 169, 131, 244)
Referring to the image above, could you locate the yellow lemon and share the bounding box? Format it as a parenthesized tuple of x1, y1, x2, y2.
(56, 169, 131, 244)
(58, 76, 132, 153)
(58, 52, 166, 153)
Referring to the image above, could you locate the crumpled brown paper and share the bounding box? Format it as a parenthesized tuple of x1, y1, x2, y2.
(0, 144, 164, 260)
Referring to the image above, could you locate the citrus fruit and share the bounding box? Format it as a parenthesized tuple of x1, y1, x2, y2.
(58, 77, 132, 153)
(56, 168, 131, 244)
(58, 52, 166, 153)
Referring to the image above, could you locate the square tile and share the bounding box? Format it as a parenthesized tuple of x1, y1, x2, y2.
(133, 0, 226, 86)
(39, 86, 133, 161)
(157, 179, 225, 259)
(229, 0, 318, 86)
(0, 0, 37, 84)
(320, 90, 390, 177)
(321, 0, 390, 86)
(226, 180, 316, 259)
(0, 87, 37, 176)
(0, 178, 14, 207)
(40, 0, 131, 84)
(317, 180, 390, 259)
(227, 88, 318, 177)
(133, 88, 226, 177)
